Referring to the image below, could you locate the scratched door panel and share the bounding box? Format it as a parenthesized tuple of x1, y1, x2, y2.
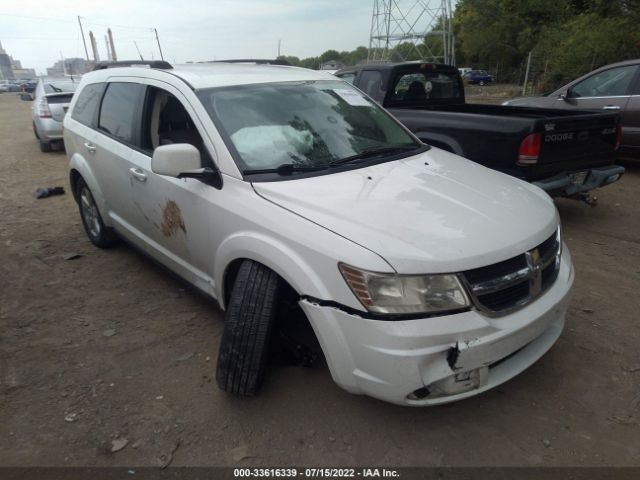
(126, 158, 216, 296)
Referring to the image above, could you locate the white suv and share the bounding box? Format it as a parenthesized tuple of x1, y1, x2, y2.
(64, 60, 574, 406)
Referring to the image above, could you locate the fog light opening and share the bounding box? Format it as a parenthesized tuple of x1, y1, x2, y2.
(407, 387, 431, 401)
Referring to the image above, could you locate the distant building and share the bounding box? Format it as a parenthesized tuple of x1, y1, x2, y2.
(0, 40, 36, 80)
(320, 60, 344, 71)
(13, 68, 36, 80)
(0, 41, 14, 80)
(46, 58, 91, 77)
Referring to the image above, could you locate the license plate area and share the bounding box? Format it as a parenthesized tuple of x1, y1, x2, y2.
(569, 171, 588, 185)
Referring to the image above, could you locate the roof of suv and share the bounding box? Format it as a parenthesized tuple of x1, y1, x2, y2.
(84, 63, 339, 90)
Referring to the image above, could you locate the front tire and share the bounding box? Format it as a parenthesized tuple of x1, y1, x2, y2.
(216, 260, 281, 396)
(75, 177, 116, 248)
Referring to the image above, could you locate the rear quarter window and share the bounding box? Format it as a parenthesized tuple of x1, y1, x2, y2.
(71, 83, 105, 126)
(98, 82, 145, 144)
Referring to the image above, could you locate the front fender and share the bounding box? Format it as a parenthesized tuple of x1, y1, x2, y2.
(214, 231, 335, 311)
(68, 153, 113, 227)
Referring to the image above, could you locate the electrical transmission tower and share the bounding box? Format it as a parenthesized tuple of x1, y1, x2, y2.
(368, 0, 455, 65)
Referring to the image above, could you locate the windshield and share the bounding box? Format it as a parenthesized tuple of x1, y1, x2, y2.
(198, 80, 420, 174)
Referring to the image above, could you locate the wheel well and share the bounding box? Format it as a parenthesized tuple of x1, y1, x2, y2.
(222, 258, 324, 365)
(69, 169, 81, 203)
(422, 139, 455, 153)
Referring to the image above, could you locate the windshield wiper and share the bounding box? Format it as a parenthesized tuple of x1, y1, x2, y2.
(331, 145, 421, 166)
(243, 163, 330, 176)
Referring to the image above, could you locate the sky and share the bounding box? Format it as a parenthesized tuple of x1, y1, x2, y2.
(0, 0, 377, 75)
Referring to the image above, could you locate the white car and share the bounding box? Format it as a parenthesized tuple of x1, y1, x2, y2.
(64, 60, 574, 406)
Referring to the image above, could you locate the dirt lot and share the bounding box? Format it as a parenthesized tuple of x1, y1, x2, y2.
(1, 93, 639, 468)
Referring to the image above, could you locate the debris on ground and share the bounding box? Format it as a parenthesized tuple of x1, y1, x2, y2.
(159, 439, 181, 468)
(230, 444, 252, 462)
(102, 329, 117, 337)
(111, 438, 129, 453)
(64, 413, 78, 423)
(34, 186, 65, 199)
(621, 366, 640, 373)
(542, 439, 551, 448)
(176, 352, 194, 362)
(63, 253, 83, 261)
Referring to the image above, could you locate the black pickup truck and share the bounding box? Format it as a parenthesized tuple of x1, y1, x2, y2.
(335, 62, 625, 201)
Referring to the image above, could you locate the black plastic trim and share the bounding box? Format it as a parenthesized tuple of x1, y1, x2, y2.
(300, 295, 470, 321)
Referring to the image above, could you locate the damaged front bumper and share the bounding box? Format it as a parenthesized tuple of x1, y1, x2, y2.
(299, 247, 574, 406)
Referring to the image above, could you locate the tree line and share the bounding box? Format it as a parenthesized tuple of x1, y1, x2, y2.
(279, 0, 640, 91)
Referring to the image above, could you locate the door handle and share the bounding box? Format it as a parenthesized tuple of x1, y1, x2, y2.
(84, 142, 97, 153)
(129, 167, 147, 182)
(603, 105, 621, 110)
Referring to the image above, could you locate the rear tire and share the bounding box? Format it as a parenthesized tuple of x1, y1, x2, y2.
(39, 141, 52, 152)
(75, 177, 117, 248)
(216, 260, 281, 396)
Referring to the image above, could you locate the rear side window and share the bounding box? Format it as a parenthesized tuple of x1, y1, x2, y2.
(358, 71, 383, 98)
(337, 73, 356, 84)
(98, 82, 145, 143)
(71, 83, 105, 126)
(389, 71, 462, 104)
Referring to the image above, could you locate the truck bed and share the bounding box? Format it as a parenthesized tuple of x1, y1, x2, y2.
(389, 104, 619, 182)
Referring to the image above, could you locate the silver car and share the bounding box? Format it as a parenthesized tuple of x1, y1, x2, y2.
(28, 77, 78, 152)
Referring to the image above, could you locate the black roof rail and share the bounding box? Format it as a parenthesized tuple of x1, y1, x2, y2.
(206, 59, 292, 66)
(92, 60, 173, 71)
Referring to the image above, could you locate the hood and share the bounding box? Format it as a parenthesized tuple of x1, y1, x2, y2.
(253, 149, 558, 274)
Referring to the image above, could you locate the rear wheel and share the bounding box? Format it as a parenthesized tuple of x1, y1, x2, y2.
(75, 177, 116, 248)
(39, 141, 52, 152)
(216, 260, 281, 396)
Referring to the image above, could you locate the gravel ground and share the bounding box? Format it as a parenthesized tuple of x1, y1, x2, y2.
(1, 93, 639, 467)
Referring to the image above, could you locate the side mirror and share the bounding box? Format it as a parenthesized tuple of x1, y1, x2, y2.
(151, 144, 201, 177)
(20, 93, 33, 101)
(559, 88, 572, 101)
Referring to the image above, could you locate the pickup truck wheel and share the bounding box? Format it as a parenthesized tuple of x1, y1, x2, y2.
(216, 260, 281, 396)
(75, 177, 117, 248)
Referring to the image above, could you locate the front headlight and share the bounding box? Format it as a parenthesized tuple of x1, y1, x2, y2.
(339, 264, 470, 315)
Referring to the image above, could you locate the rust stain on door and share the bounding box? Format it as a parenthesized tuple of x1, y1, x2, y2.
(161, 200, 186, 237)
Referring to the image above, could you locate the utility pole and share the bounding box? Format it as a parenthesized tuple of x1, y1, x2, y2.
(134, 41, 144, 60)
(154, 28, 164, 61)
(277, 39, 281, 57)
(108, 28, 117, 61)
(522, 50, 532, 96)
(89, 31, 99, 62)
(77, 16, 90, 61)
(104, 36, 111, 61)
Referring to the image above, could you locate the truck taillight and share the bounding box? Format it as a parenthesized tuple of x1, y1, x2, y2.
(615, 124, 622, 150)
(517, 132, 541, 165)
(38, 98, 52, 118)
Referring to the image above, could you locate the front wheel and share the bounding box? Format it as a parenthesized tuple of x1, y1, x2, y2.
(216, 260, 281, 396)
(75, 177, 117, 248)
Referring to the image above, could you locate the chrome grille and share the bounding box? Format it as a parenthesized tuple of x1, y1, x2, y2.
(461, 228, 561, 316)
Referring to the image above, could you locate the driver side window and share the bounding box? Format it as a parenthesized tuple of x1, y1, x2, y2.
(141, 86, 214, 168)
(572, 65, 638, 98)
